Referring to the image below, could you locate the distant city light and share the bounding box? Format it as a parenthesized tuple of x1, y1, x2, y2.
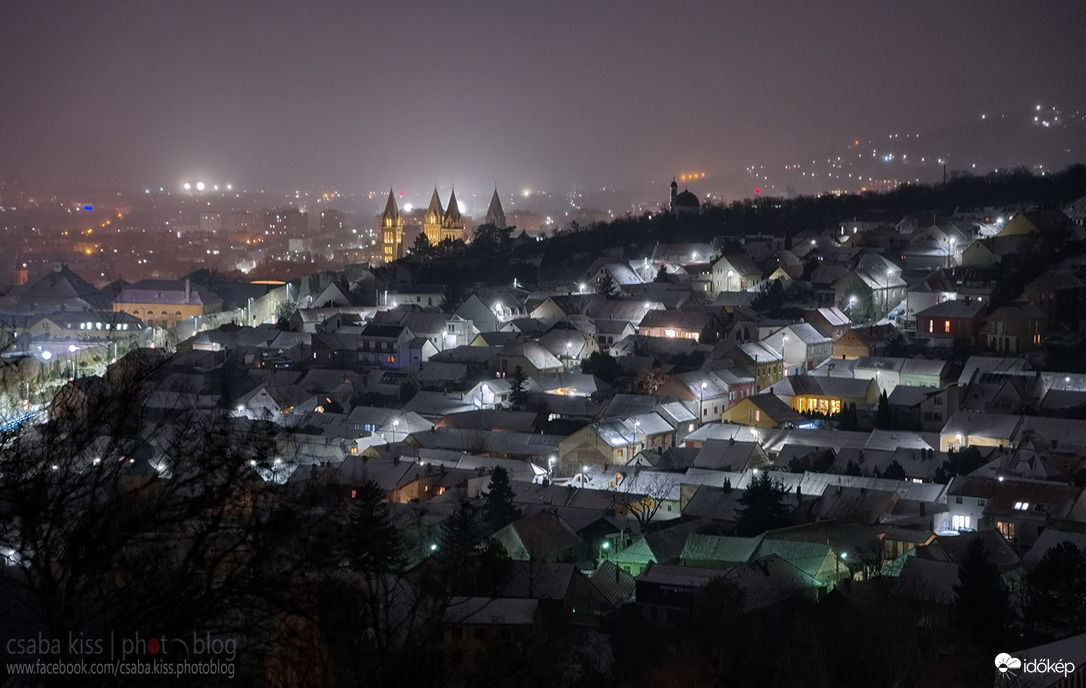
(183, 182, 191, 191)
(196, 182, 206, 191)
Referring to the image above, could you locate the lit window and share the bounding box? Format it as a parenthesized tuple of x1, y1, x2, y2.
(1014, 501, 1030, 511)
(928, 321, 933, 333)
(944, 320, 951, 333)
(952, 514, 971, 531)
(997, 521, 1016, 541)
(387, 355, 395, 363)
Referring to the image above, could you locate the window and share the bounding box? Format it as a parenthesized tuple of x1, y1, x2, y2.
(928, 320, 933, 333)
(1014, 501, 1030, 511)
(944, 320, 951, 333)
(952, 514, 971, 531)
(387, 355, 395, 364)
(997, 521, 1016, 541)
(617, 449, 624, 459)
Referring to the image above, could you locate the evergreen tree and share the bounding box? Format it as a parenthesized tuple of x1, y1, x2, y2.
(596, 272, 619, 298)
(882, 459, 906, 480)
(509, 365, 529, 410)
(344, 480, 404, 574)
(580, 351, 624, 385)
(482, 466, 521, 533)
(736, 472, 790, 536)
(953, 538, 1013, 651)
(1023, 541, 1086, 641)
(876, 389, 892, 429)
(410, 232, 432, 258)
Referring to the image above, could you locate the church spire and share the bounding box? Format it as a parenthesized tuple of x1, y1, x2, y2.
(485, 186, 506, 229)
(381, 186, 400, 225)
(443, 187, 462, 226)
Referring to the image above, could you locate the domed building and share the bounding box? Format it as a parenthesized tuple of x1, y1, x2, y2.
(670, 179, 701, 217)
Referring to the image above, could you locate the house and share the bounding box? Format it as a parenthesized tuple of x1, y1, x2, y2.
(768, 376, 881, 415)
(1024, 270, 1084, 329)
(443, 597, 541, 677)
(833, 324, 905, 360)
(761, 323, 833, 376)
(637, 309, 720, 343)
(492, 510, 586, 563)
(887, 385, 959, 432)
(558, 418, 642, 474)
(804, 307, 852, 341)
(490, 342, 564, 377)
(915, 299, 986, 346)
(721, 393, 808, 428)
(114, 279, 223, 329)
(982, 303, 1047, 353)
(710, 253, 763, 294)
(722, 341, 784, 392)
(356, 322, 431, 369)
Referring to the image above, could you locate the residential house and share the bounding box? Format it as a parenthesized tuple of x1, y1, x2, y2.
(768, 376, 881, 415)
(558, 418, 642, 474)
(637, 309, 720, 343)
(723, 341, 784, 392)
(804, 307, 852, 342)
(721, 393, 808, 429)
(710, 253, 763, 294)
(833, 324, 905, 360)
(941, 476, 1086, 549)
(761, 323, 833, 376)
(982, 303, 1047, 353)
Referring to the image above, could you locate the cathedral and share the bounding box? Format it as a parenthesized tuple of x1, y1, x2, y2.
(379, 186, 508, 262)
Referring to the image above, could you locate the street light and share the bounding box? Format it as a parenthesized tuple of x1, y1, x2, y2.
(392, 418, 400, 443)
(581, 465, 588, 488)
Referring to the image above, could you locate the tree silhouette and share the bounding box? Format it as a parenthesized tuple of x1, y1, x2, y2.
(509, 366, 529, 410)
(953, 538, 1013, 651)
(736, 472, 790, 536)
(482, 466, 521, 534)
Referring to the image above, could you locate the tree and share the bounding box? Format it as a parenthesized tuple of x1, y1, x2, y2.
(935, 446, 983, 484)
(343, 479, 404, 574)
(596, 272, 619, 298)
(736, 472, 791, 536)
(875, 389, 892, 429)
(1023, 541, 1086, 642)
(482, 466, 521, 534)
(580, 351, 624, 385)
(953, 538, 1013, 651)
(882, 459, 906, 481)
(609, 470, 679, 530)
(410, 231, 432, 258)
(509, 366, 529, 410)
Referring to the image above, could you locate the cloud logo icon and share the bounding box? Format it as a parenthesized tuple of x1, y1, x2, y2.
(995, 653, 1022, 676)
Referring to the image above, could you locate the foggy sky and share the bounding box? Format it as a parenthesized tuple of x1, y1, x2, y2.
(2, 0, 1085, 197)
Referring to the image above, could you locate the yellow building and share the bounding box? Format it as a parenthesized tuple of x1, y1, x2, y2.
(379, 187, 403, 262)
(113, 279, 222, 328)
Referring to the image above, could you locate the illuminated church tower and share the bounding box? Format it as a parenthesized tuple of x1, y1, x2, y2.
(441, 187, 465, 242)
(379, 187, 403, 262)
(423, 187, 445, 245)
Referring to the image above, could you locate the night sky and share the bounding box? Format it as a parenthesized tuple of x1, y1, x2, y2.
(2, 1, 1085, 197)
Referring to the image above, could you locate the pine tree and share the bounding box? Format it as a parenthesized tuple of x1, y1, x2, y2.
(953, 537, 1013, 651)
(736, 472, 790, 536)
(344, 480, 403, 574)
(509, 366, 529, 410)
(482, 466, 521, 533)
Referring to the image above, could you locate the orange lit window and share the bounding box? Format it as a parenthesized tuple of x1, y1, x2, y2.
(351, 489, 357, 499)
(387, 355, 395, 363)
(944, 320, 951, 333)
